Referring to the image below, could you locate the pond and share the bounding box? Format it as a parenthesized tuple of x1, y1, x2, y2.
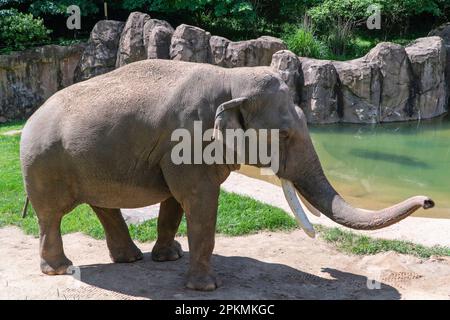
(240, 114, 450, 219)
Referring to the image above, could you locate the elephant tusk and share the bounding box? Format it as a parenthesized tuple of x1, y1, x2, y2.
(280, 178, 315, 238)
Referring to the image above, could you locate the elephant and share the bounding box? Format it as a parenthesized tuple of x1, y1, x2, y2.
(20, 59, 434, 291)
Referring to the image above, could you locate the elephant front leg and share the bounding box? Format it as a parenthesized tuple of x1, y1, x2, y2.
(184, 185, 221, 291)
(161, 158, 229, 291)
(152, 197, 184, 261)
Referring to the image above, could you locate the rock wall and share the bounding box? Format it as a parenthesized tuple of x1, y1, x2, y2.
(406, 37, 447, 120)
(74, 20, 124, 82)
(336, 37, 446, 123)
(170, 24, 212, 63)
(73, 12, 447, 124)
(1, 11, 449, 124)
(429, 23, 450, 102)
(0, 43, 85, 122)
(270, 50, 302, 105)
(273, 38, 448, 124)
(144, 19, 174, 60)
(115, 12, 151, 67)
(210, 35, 286, 67)
(299, 58, 340, 123)
(87, 12, 287, 69)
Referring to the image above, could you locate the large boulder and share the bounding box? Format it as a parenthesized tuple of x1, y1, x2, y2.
(364, 43, 414, 122)
(170, 24, 211, 63)
(211, 36, 286, 68)
(405, 37, 447, 119)
(210, 35, 230, 66)
(429, 22, 450, 41)
(299, 58, 339, 123)
(143, 19, 174, 59)
(226, 36, 286, 67)
(116, 12, 151, 67)
(270, 50, 302, 104)
(429, 23, 450, 98)
(332, 58, 380, 123)
(74, 20, 124, 82)
(332, 39, 447, 124)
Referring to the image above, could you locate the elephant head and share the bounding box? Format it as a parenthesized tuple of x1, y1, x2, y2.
(215, 68, 434, 237)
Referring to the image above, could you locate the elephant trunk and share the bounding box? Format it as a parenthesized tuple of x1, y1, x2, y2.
(291, 139, 434, 230)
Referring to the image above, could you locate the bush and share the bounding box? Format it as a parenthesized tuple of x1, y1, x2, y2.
(0, 9, 51, 51)
(283, 26, 329, 59)
(308, 0, 447, 36)
(322, 18, 355, 58)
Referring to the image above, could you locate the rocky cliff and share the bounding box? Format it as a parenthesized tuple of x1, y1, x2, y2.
(0, 43, 85, 122)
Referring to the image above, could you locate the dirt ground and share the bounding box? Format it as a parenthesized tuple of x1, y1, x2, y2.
(0, 226, 449, 300)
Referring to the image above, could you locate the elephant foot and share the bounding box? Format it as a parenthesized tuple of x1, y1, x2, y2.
(109, 243, 143, 263)
(186, 271, 221, 291)
(40, 255, 73, 275)
(152, 240, 183, 262)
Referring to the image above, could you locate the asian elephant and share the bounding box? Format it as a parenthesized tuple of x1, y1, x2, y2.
(20, 59, 434, 291)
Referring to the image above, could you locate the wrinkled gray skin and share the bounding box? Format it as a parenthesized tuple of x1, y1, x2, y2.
(20, 59, 434, 291)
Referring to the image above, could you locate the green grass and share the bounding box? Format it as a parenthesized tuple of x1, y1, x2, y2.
(316, 225, 450, 258)
(1, 121, 449, 258)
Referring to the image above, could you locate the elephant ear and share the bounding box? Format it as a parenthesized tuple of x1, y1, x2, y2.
(213, 97, 248, 141)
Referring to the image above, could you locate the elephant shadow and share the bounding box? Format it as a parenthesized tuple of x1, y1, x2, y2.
(74, 252, 401, 300)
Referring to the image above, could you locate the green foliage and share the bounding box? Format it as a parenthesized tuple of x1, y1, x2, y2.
(1, 0, 449, 52)
(308, 0, 372, 28)
(321, 18, 355, 58)
(308, 0, 446, 35)
(279, 0, 315, 19)
(0, 0, 99, 16)
(121, 0, 260, 39)
(122, 0, 255, 18)
(0, 8, 51, 51)
(283, 25, 329, 59)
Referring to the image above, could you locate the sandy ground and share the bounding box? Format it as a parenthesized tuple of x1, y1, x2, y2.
(1, 226, 449, 300)
(2, 129, 449, 299)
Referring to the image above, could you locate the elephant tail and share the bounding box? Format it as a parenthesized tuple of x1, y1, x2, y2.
(22, 196, 29, 218)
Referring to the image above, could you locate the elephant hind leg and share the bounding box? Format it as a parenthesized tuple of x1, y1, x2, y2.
(90, 206, 143, 263)
(152, 197, 184, 262)
(37, 209, 73, 275)
(24, 160, 78, 274)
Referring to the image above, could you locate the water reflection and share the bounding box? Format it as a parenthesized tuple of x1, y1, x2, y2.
(309, 115, 450, 218)
(348, 149, 430, 169)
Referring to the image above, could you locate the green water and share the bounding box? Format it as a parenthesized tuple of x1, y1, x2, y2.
(309, 115, 450, 218)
